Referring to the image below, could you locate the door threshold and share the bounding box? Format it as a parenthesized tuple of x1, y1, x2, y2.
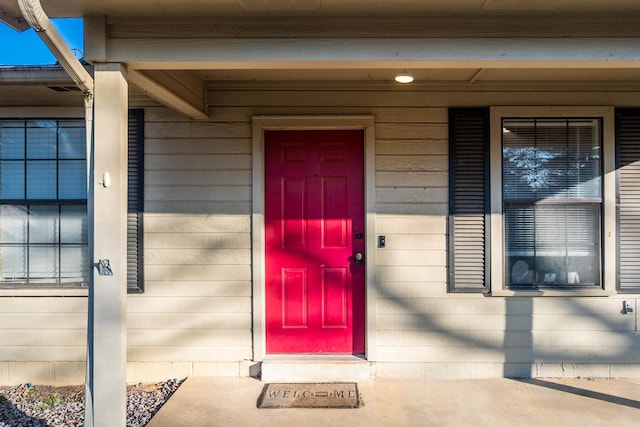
(264, 354, 366, 361)
(260, 354, 374, 383)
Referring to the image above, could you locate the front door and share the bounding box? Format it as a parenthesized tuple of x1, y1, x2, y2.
(265, 130, 365, 354)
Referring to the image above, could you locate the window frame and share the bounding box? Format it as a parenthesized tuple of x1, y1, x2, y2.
(490, 106, 616, 296)
(0, 107, 88, 296)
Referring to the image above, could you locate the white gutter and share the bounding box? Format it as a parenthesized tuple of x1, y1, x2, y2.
(16, 0, 94, 216)
(17, 0, 94, 181)
(17, 0, 93, 95)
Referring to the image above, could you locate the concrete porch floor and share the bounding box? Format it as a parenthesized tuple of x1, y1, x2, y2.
(146, 376, 640, 426)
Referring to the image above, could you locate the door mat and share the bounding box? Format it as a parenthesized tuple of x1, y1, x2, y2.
(257, 383, 360, 409)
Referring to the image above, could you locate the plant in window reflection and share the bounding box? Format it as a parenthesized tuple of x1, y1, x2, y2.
(503, 147, 559, 189)
(503, 147, 599, 191)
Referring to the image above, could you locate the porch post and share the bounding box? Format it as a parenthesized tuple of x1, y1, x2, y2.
(85, 63, 128, 427)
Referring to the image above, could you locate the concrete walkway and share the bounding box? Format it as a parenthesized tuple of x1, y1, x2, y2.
(147, 377, 640, 426)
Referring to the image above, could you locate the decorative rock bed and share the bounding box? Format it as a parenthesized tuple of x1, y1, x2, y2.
(0, 378, 182, 427)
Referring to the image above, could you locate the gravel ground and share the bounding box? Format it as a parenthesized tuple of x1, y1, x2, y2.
(0, 379, 182, 427)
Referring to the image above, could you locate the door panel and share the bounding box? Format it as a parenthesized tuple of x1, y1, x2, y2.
(265, 130, 365, 354)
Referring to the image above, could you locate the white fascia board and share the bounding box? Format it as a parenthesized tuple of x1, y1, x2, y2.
(111, 37, 640, 69)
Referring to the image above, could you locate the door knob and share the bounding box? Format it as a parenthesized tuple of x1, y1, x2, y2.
(354, 252, 364, 263)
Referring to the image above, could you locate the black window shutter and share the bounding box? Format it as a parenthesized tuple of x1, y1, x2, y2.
(616, 108, 640, 292)
(448, 108, 490, 293)
(127, 109, 144, 293)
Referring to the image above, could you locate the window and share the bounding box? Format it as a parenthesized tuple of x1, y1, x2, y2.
(0, 110, 145, 292)
(449, 107, 616, 294)
(502, 118, 602, 289)
(0, 119, 88, 286)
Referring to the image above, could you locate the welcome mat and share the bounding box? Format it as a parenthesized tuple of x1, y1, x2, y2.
(257, 383, 360, 409)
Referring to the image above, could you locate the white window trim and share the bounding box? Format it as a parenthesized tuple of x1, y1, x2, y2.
(0, 108, 88, 297)
(490, 106, 616, 296)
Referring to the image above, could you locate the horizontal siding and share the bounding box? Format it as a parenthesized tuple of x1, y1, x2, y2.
(376, 187, 448, 204)
(113, 84, 640, 376)
(127, 313, 251, 330)
(146, 186, 251, 202)
(127, 297, 251, 313)
(146, 138, 251, 154)
(143, 105, 448, 123)
(146, 154, 251, 170)
(127, 346, 251, 362)
(376, 171, 448, 187)
(377, 250, 446, 266)
(146, 248, 249, 264)
(0, 347, 85, 362)
(377, 266, 447, 283)
(377, 314, 635, 332)
(0, 313, 87, 329)
(128, 329, 251, 347)
(376, 346, 640, 363)
(3, 85, 640, 381)
(377, 297, 630, 315)
(0, 298, 86, 313)
(145, 232, 250, 249)
(146, 170, 252, 186)
(206, 87, 640, 109)
(377, 140, 448, 155)
(145, 201, 251, 214)
(126, 107, 255, 365)
(0, 298, 87, 368)
(1, 330, 86, 346)
(376, 216, 446, 234)
(145, 214, 250, 233)
(378, 330, 640, 348)
(141, 281, 252, 297)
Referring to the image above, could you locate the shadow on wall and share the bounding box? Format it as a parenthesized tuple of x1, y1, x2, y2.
(372, 261, 640, 377)
(137, 108, 638, 379)
(505, 298, 533, 377)
(129, 216, 640, 378)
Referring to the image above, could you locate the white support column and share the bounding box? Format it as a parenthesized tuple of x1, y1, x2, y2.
(85, 63, 128, 427)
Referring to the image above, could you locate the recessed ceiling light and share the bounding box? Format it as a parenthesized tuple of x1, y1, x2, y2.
(395, 71, 414, 84)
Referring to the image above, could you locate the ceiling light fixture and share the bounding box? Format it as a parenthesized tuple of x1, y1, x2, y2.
(394, 71, 414, 84)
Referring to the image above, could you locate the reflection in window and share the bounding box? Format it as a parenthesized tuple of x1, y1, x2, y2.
(502, 118, 602, 288)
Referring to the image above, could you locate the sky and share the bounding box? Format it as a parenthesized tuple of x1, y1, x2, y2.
(0, 18, 84, 66)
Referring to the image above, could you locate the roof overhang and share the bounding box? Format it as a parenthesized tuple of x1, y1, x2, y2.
(0, 65, 89, 107)
(3, 0, 640, 19)
(4, 0, 640, 119)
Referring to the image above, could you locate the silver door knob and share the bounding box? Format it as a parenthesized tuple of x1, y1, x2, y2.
(354, 252, 364, 263)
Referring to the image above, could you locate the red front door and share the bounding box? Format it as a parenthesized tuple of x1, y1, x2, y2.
(265, 130, 365, 354)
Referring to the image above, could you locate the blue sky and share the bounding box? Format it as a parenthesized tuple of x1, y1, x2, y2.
(0, 18, 84, 65)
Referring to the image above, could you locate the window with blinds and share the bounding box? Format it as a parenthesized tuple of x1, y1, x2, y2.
(0, 119, 88, 286)
(0, 111, 144, 290)
(502, 118, 602, 288)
